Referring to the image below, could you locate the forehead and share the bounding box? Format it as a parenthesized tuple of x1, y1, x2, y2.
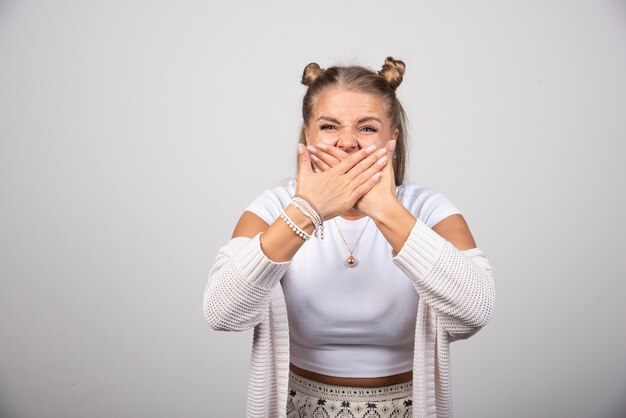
(313, 88, 388, 120)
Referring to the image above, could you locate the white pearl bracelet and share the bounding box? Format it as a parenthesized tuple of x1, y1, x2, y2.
(279, 210, 311, 241)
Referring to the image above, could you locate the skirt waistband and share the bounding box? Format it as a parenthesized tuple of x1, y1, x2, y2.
(288, 369, 412, 403)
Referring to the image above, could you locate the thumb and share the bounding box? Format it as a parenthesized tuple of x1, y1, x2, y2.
(297, 143, 314, 176)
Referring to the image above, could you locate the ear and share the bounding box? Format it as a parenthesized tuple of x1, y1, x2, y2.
(392, 128, 399, 141)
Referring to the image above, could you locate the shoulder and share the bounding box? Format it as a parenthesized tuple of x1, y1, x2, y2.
(243, 178, 296, 224)
(397, 183, 462, 228)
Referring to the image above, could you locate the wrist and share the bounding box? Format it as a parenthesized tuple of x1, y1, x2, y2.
(371, 197, 408, 227)
(292, 195, 325, 239)
(372, 197, 418, 255)
(285, 204, 315, 234)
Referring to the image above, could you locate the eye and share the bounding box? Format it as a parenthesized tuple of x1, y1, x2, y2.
(360, 126, 378, 133)
(320, 124, 337, 130)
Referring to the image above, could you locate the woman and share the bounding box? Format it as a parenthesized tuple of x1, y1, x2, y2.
(204, 57, 496, 418)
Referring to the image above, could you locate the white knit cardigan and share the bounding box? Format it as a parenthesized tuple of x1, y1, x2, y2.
(204, 218, 496, 418)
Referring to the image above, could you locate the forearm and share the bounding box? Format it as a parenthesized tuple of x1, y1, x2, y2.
(392, 220, 496, 337)
(204, 201, 318, 330)
(260, 204, 315, 262)
(203, 234, 290, 331)
(371, 198, 417, 254)
(372, 198, 495, 337)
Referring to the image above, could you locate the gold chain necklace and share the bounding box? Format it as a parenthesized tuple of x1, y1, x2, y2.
(333, 217, 370, 268)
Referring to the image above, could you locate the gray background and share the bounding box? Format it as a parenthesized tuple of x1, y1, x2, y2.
(1, 1, 625, 417)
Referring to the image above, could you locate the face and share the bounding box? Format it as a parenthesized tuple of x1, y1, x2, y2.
(304, 88, 399, 153)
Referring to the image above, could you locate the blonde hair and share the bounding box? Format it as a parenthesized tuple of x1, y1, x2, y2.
(298, 57, 409, 185)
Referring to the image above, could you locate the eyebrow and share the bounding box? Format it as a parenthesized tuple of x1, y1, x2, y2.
(316, 115, 341, 124)
(316, 115, 383, 124)
(357, 116, 382, 124)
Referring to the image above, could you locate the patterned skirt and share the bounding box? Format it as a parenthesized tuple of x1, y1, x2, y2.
(286, 369, 413, 418)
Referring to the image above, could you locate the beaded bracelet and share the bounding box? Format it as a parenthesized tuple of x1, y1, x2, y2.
(295, 194, 323, 220)
(279, 210, 311, 241)
(293, 194, 324, 238)
(291, 197, 324, 239)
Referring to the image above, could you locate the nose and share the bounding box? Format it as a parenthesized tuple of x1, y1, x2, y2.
(336, 132, 358, 152)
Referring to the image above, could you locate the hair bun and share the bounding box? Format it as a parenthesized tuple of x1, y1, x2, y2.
(378, 56, 406, 90)
(301, 62, 325, 87)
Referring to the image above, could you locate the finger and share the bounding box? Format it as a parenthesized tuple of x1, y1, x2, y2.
(309, 144, 341, 168)
(350, 155, 387, 188)
(333, 144, 378, 174)
(343, 147, 388, 182)
(317, 143, 350, 162)
(311, 153, 332, 171)
(350, 172, 382, 201)
(297, 143, 313, 175)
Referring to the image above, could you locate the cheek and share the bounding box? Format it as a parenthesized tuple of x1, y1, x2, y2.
(310, 132, 338, 147)
(308, 137, 327, 147)
(357, 135, 387, 149)
(305, 127, 334, 146)
(304, 127, 317, 146)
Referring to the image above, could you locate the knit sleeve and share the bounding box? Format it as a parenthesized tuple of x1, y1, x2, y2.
(203, 233, 291, 331)
(392, 219, 496, 341)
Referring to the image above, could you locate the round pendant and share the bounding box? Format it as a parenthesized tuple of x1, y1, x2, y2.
(346, 255, 358, 268)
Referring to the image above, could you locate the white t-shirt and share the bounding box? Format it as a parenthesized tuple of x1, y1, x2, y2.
(244, 179, 461, 378)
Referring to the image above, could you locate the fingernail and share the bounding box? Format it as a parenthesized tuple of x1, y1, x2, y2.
(307, 145, 316, 154)
(366, 144, 376, 153)
(372, 172, 382, 181)
(317, 143, 327, 150)
(310, 154, 319, 162)
(297, 143, 305, 154)
(376, 148, 386, 157)
(377, 156, 388, 166)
